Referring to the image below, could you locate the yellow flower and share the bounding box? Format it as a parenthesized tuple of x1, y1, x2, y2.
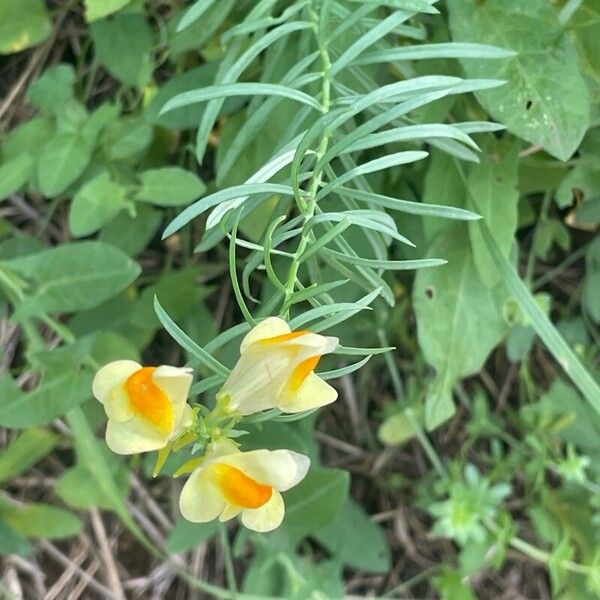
(219, 317, 338, 415)
(179, 440, 309, 532)
(92, 360, 193, 455)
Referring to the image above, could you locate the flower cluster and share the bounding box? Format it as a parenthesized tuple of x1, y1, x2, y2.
(92, 317, 338, 532)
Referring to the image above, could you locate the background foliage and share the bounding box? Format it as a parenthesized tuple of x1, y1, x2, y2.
(0, 0, 599, 598)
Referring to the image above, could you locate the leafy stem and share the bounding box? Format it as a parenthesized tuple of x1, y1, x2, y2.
(281, 7, 333, 315)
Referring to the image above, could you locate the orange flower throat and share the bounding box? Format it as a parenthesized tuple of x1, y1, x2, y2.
(214, 463, 272, 508)
(125, 367, 173, 435)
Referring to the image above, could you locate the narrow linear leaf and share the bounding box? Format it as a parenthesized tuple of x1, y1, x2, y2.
(354, 43, 515, 65)
(162, 183, 293, 239)
(154, 296, 230, 377)
(479, 223, 600, 414)
(160, 83, 322, 115)
(337, 187, 481, 220)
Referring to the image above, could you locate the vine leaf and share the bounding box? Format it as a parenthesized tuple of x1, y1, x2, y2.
(413, 224, 508, 429)
(447, 0, 591, 161)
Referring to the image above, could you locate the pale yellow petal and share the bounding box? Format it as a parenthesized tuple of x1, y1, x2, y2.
(219, 504, 242, 522)
(172, 403, 193, 438)
(221, 349, 295, 415)
(179, 468, 226, 523)
(103, 384, 134, 422)
(105, 416, 168, 455)
(152, 366, 193, 404)
(203, 439, 241, 464)
(279, 332, 338, 354)
(241, 490, 284, 532)
(277, 372, 337, 413)
(240, 317, 290, 353)
(92, 360, 140, 403)
(218, 449, 309, 491)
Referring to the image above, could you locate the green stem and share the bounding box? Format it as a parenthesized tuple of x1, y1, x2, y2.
(281, 10, 332, 315)
(525, 191, 552, 284)
(485, 519, 593, 576)
(220, 524, 238, 596)
(378, 329, 447, 478)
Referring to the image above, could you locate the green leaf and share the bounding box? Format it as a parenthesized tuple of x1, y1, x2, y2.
(434, 568, 477, 600)
(466, 138, 519, 287)
(1, 117, 54, 163)
(355, 42, 516, 64)
(132, 268, 208, 328)
(91, 12, 154, 87)
(37, 132, 94, 197)
(154, 296, 230, 377)
(162, 183, 293, 238)
(3, 241, 141, 317)
(0, 154, 33, 201)
(0, 428, 59, 483)
(347, 0, 438, 12)
(0, 368, 93, 428)
(165, 518, 219, 553)
(283, 467, 350, 541)
(569, 1, 600, 108)
(414, 225, 507, 429)
(194, 20, 312, 163)
(84, 0, 132, 22)
(137, 167, 206, 207)
(55, 458, 129, 510)
(0, 502, 83, 540)
(313, 499, 391, 573)
(317, 151, 429, 200)
(145, 63, 225, 129)
(99, 204, 162, 257)
(101, 118, 154, 160)
(69, 172, 128, 237)
(160, 82, 322, 115)
(447, 0, 590, 161)
(584, 236, 600, 323)
(478, 222, 600, 415)
(26, 64, 75, 114)
(338, 186, 480, 221)
(65, 407, 153, 550)
(0, 520, 32, 556)
(0, 0, 52, 54)
(329, 11, 418, 77)
(379, 405, 423, 446)
(176, 0, 218, 31)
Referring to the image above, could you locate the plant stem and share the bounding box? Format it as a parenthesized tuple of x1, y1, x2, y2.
(219, 524, 238, 596)
(282, 8, 332, 314)
(485, 519, 593, 576)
